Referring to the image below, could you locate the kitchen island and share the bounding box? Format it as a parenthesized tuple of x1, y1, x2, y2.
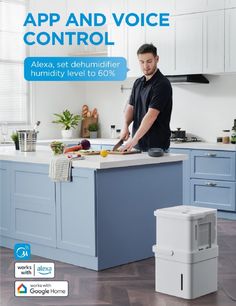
(0, 146, 186, 270)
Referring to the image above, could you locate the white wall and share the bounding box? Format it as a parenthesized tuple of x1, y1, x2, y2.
(84, 74, 236, 142)
(27, 0, 236, 142)
(171, 74, 236, 142)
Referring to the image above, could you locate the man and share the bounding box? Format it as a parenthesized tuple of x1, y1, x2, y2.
(120, 43, 172, 152)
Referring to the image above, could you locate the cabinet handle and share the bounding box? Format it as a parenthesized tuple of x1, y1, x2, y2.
(205, 182, 217, 187)
(205, 153, 217, 157)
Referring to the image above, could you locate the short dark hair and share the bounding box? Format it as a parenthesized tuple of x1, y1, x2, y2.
(137, 43, 157, 56)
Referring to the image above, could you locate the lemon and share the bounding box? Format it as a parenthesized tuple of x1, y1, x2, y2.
(100, 150, 108, 158)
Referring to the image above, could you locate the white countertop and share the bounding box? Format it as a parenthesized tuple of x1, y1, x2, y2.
(37, 138, 118, 145)
(2, 138, 236, 151)
(170, 142, 236, 151)
(36, 138, 236, 151)
(0, 146, 186, 169)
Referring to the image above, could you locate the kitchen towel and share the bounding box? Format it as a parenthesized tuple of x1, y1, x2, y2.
(49, 155, 72, 182)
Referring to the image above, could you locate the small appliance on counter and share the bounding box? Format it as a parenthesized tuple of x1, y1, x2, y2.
(170, 128, 202, 143)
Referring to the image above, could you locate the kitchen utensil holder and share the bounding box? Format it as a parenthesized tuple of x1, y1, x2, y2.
(18, 130, 37, 152)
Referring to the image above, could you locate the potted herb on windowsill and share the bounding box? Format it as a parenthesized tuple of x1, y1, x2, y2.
(52, 109, 82, 139)
(88, 123, 99, 139)
(11, 132, 19, 150)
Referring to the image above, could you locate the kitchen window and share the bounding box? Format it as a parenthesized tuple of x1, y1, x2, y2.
(0, 0, 30, 124)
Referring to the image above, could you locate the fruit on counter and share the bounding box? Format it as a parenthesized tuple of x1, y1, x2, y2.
(100, 150, 108, 158)
(50, 141, 64, 155)
(81, 139, 91, 150)
(64, 144, 82, 153)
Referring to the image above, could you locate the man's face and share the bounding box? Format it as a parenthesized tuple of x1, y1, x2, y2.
(138, 53, 159, 77)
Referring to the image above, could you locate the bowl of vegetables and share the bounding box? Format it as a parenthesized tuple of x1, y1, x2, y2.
(50, 141, 65, 155)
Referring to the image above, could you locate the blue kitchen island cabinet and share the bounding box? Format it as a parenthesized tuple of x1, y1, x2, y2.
(0, 149, 184, 270)
(56, 162, 182, 270)
(170, 143, 236, 220)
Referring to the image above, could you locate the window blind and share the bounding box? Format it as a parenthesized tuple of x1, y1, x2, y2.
(0, 0, 29, 123)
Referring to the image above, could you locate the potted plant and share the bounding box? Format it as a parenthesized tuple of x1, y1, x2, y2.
(11, 132, 19, 150)
(52, 109, 81, 139)
(88, 123, 99, 139)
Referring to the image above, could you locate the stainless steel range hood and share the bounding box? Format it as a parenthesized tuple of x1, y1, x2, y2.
(166, 74, 209, 84)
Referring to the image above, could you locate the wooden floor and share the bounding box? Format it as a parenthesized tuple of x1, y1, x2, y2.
(0, 219, 236, 306)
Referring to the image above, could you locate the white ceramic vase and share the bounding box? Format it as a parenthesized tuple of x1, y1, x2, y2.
(61, 129, 73, 139)
(89, 131, 98, 139)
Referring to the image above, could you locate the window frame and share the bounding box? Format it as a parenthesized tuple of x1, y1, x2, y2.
(0, 0, 31, 126)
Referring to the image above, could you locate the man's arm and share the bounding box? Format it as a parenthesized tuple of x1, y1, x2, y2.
(120, 104, 134, 141)
(122, 108, 160, 151)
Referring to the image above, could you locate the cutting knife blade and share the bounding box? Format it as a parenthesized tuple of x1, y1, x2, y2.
(112, 139, 124, 151)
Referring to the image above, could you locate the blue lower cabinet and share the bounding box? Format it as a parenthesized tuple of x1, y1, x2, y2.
(169, 148, 190, 205)
(0, 161, 11, 236)
(190, 178, 236, 211)
(191, 150, 236, 181)
(11, 162, 56, 246)
(56, 168, 96, 256)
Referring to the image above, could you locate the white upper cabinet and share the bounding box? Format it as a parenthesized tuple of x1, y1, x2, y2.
(126, 0, 146, 77)
(206, 0, 225, 10)
(174, 0, 224, 15)
(225, 8, 236, 72)
(147, 0, 175, 14)
(107, 0, 127, 58)
(175, 14, 203, 74)
(174, 0, 207, 14)
(145, 16, 175, 75)
(145, 0, 175, 75)
(203, 10, 224, 73)
(225, 0, 236, 8)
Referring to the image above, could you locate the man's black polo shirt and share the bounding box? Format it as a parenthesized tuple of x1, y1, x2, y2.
(129, 69, 172, 151)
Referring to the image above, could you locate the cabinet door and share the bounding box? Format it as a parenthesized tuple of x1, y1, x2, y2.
(225, 8, 236, 72)
(175, 14, 203, 74)
(203, 10, 224, 73)
(0, 161, 11, 236)
(169, 148, 190, 205)
(11, 163, 56, 246)
(108, 0, 127, 58)
(225, 0, 236, 8)
(126, 0, 146, 77)
(206, 0, 225, 10)
(150, 0, 175, 13)
(175, 0, 206, 14)
(145, 5, 175, 75)
(191, 150, 236, 181)
(190, 179, 236, 211)
(56, 168, 96, 256)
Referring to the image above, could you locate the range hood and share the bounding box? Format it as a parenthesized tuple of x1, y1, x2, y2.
(166, 74, 209, 84)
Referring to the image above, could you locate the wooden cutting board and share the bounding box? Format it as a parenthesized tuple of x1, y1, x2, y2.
(107, 150, 141, 155)
(78, 150, 100, 155)
(65, 150, 141, 156)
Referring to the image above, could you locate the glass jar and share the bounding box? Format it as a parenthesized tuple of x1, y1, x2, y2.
(231, 119, 236, 144)
(116, 129, 121, 139)
(110, 125, 116, 139)
(222, 130, 230, 144)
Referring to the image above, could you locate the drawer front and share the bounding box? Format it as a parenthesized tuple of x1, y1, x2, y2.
(191, 150, 236, 180)
(11, 163, 56, 246)
(190, 178, 236, 211)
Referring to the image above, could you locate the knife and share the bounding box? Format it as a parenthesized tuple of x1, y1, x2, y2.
(112, 139, 124, 151)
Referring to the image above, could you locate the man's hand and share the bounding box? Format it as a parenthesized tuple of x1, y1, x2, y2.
(120, 126, 130, 141)
(121, 137, 138, 152)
